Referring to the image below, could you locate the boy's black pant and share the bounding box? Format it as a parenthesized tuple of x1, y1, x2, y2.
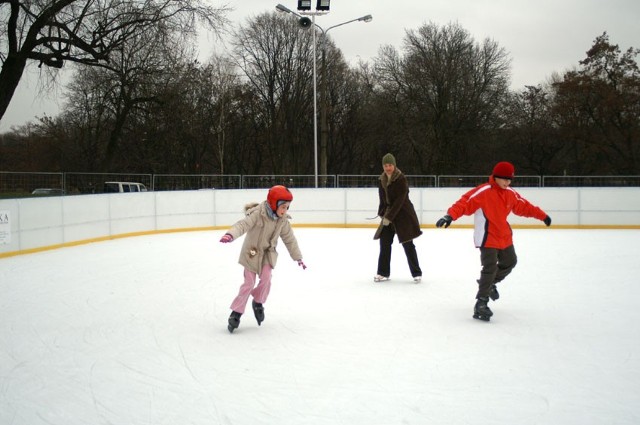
(477, 245, 518, 299)
(377, 224, 422, 278)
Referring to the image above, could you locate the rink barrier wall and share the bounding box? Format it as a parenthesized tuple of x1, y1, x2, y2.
(1, 187, 639, 258)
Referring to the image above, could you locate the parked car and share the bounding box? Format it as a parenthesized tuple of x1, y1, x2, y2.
(103, 182, 148, 193)
(32, 188, 65, 196)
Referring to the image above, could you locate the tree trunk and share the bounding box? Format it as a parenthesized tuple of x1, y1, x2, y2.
(0, 55, 28, 123)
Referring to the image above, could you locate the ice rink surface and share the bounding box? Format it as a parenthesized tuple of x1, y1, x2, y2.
(2, 228, 639, 425)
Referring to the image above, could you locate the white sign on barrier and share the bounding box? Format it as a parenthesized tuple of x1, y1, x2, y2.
(0, 210, 10, 244)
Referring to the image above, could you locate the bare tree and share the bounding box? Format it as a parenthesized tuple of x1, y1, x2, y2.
(149, 57, 240, 174)
(551, 33, 640, 174)
(206, 54, 240, 174)
(323, 52, 372, 174)
(58, 68, 112, 170)
(231, 12, 315, 174)
(502, 85, 564, 175)
(50, 20, 197, 171)
(373, 22, 511, 174)
(0, 0, 231, 122)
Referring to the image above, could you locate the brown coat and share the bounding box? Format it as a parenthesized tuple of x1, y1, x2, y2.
(226, 201, 302, 274)
(376, 169, 422, 244)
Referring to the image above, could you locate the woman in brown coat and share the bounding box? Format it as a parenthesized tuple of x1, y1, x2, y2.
(374, 153, 423, 283)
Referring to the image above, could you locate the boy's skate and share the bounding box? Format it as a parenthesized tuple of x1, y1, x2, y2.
(374, 275, 390, 282)
(473, 297, 493, 322)
(228, 311, 242, 333)
(489, 284, 500, 301)
(252, 300, 265, 326)
(477, 279, 500, 301)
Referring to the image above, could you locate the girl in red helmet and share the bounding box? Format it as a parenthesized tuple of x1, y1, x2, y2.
(435, 161, 551, 321)
(219, 185, 306, 333)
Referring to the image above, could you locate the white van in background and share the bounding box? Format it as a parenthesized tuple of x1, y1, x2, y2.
(104, 182, 148, 193)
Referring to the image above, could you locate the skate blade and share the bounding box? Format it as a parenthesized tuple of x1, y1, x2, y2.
(252, 302, 264, 325)
(473, 314, 491, 322)
(252, 311, 264, 326)
(228, 325, 237, 333)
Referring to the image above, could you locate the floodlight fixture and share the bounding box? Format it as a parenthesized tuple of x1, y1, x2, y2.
(297, 0, 311, 10)
(316, 0, 330, 11)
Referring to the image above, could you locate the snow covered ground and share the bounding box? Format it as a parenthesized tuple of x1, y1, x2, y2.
(1, 228, 639, 425)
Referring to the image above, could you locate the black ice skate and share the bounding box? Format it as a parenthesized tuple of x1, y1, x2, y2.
(489, 284, 500, 301)
(477, 279, 500, 301)
(252, 300, 265, 326)
(228, 311, 242, 333)
(473, 297, 493, 322)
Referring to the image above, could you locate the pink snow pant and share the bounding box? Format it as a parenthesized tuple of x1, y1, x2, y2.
(230, 264, 273, 314)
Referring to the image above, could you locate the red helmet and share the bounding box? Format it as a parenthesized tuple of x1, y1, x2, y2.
(267, 185, 293, 211)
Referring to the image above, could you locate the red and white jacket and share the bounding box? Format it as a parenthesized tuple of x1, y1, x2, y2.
(447, 177, 548, 249)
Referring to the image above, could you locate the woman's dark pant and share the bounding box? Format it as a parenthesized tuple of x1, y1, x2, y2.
(377, 224, 422, 278)
(477, 245, 517, 299)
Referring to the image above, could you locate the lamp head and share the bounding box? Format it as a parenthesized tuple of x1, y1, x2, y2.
(299, 17, 312, 29)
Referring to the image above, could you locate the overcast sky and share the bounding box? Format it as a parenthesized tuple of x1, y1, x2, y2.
(1, 0, 638, 132)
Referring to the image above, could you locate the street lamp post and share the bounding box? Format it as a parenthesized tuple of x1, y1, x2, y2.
(319, 15, 372, 185)
(275, 3, 372, 188)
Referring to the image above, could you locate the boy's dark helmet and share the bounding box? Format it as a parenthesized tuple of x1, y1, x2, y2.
(267, 185, 293, 211)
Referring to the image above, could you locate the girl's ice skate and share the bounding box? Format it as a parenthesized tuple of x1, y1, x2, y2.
(252, 300, 265, 326)
(228, 311, 242, 333)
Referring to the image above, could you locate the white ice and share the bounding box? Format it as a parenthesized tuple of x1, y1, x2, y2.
(1, 228, 639, 425)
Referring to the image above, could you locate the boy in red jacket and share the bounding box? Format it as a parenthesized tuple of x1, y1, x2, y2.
(436, 161, 551, 321)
